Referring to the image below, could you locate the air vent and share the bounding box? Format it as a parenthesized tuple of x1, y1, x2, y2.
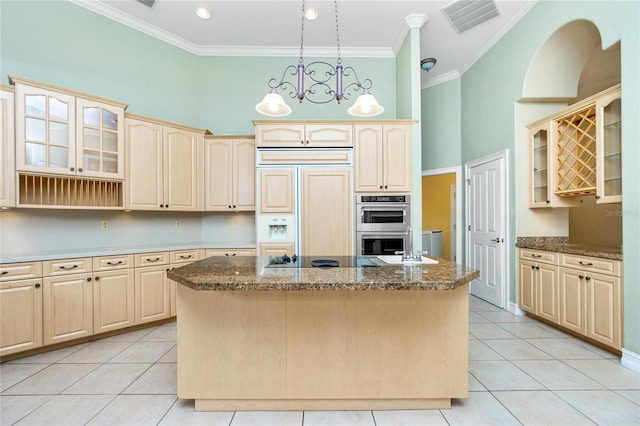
(442, 0, 500, 33)
(136, 0, 156, 7)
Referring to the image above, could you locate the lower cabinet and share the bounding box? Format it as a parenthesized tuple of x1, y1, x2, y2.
(134, 265, 171, 325)
(258, 242, 296, 257)
(93, 269, 135, 334)
(43, 272, 94, 346)
(169, 249, 202, 317)
(0, 278, 43, 356)
(205, 248, 256, 257)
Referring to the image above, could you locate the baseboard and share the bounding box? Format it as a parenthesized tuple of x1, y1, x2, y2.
(507, 301, 526, 316)
(621, 348, 640, 373)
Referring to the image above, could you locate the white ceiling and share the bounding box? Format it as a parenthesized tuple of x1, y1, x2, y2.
(71, 0, 538, 88)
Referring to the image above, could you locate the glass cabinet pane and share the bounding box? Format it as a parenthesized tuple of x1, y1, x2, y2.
(103, 109, 118, 130)
(25, 142, 46, 166)
(49, 146, 68, 168)
(49, 97, 68, 121)
(25, 95, 46, 117)
(83, 150, 101, 172)
(532, 128, 548, 204)
(103, 153, 118, 174)
(49, 122, 69, 146)
(25, 117, 46, 142)
(83, 128, 100, 150)
(601, 97, 622, 199)
(103, 130, 117, 152)
(83, 107, 100, 127)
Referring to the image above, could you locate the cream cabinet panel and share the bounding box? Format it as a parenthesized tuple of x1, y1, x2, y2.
(518, 255, 559, 323)
(300, 167, 352, 256)
(0, 261, 42, 282)
(205, 137, 255, 211)
(258, 168, 295, 214)
(205, 248, 256, 257)
(256, 124, 305, 147)
(43, 272, 93, 345)
(135, 265, 171, 325)
(305, 124, 352, 147)
(354, 124, 411, 193)
(586, 272, 621, 349)
(93, 254, 134, 271)
(125, 118, 164, 210)
(135, 252, 170, 268)
(255, 123, 352, 148)
(518, 260, 536, 314)
(595, 88, 622, 204)
(43, 257, 92, 277)
(0, 278, 43, 356)
(258, 242, 296, 257)
(558, 267, 587, 335)
(93, 268, 135, 334)
(0, 87, 15, 208)
(164, 126, 202, 211)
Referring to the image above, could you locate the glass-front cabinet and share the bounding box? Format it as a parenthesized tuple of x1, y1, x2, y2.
(596, 88, 622, 204)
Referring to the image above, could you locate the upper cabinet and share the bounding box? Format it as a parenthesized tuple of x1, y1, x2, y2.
(255, 122, 352, 148)
(12, 76, 126, 180)
(354, 124, 412, 193)
(125, 115, 205, 211)
(526, 84, 622, 207)
(204, 136, 255, 211)
(0, 85, 15, 208)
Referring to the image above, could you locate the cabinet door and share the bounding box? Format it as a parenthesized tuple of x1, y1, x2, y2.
(232, 138, 256, 211)
(255, 124, 305, 147)
(305, 124, 352, 148)
(204, 138, 233, 210)
(134, 266, 170, 324)
(0, 88, 15, 208)
(15, 84, 76, 175)
(558, 267, 586, 335)
(354, 125, 383, 192)
(125, 118, 164, 210)
(0, 278, 43, 356)
(586, 272, 621, 349)
(205, 248, 256, 257)
(528, 122, 551, 207)
(43, 273, 93, 345)
(76, 98, 124, 179)
(595, 89, 622, 204)
(258, 242, 296, 257)
(300, 167, 352, 256)
(93, 269, 135, 334)
(537, 263, 559, 323)
(164, 126, 202, 211)
(383, 124, 412, 192)
(518, 260, 536, 314)
(258, 168, 295, 214)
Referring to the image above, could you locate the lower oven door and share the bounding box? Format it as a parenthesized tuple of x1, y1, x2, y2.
(357, 232, 407, 256)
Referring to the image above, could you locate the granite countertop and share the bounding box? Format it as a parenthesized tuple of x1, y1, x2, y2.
(516, 237, 622, 260)
(167, 255, 479, 291)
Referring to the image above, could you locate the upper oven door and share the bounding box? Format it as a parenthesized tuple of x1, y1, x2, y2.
(356, 204, 409, 232)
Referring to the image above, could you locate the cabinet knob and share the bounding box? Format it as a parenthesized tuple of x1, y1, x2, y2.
(531, 265, 535, 269)
(379, 185, 383, 189)
(232, 205, 236, 208)
(160, 204, 163, 208)
(165, 204, 168, 208)
(95, 276, 100, 281)
(579, 275, 584, 280)
(78, 168, 83, 173)
(86, 277, 92, 282)
(228, 205, 232, 208)
(585, 276, 591, 281)
(35, 283, 41, 289)
(301, 140, 304, 145)
(70, 167, 75, 172)
(595, 195, 601, 200)
(536, 266, 540, 270)
(384, 185, 388, 189)
(546, 200, 550, 204)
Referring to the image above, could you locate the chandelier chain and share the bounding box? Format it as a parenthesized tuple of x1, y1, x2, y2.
(334, 0, 342, 64)
(299, 0, 305, 63)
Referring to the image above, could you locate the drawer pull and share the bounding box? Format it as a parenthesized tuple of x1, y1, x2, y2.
(179, 255, 193, 259)
(146, 257, 161, 262)
(1, 271, 8, 275)
(531, 254, 542, 258)
(585, 276, 591, 281)
(578, 261, 594, 266)
(106, 261, 123, 265)
(59, 265, 79, 270)
(579, 275, 584, 280)
(35, 283, 40, 288)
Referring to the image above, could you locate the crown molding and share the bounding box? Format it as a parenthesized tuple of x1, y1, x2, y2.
(421, 70, 461, 90)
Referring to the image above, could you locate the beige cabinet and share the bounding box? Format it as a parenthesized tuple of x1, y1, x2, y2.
(518, 249, 559, 323)
(13, 76, 126, 179)
(205, 248, 256, 257)
(125, 115, 204, 211)
(42, 257, 94, 345)
(258, 242, 296, 256)
(300, 167, 353, 256)
(205, 136, 255, 211)
(257, 168, 295, 214)
(354, 124, 411, 193)
(168, 249, 202, 317)
(134, 252, 171, 324)
(92, 254, 135, 334)
(255, 123, 352, 148)
(595, 88, 622, 203)
(1, 86, 15, 208)
(0, 277, 43, 356)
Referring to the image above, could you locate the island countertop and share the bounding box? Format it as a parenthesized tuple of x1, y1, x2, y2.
(167, 255, 479, 291)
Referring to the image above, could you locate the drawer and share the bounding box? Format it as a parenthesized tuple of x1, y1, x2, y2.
(93, 254, 135, 271)
(559, 253, 621, 276)
(205, 248, 256, 257)
(519, 249, 557, 264)
(171, 249, 201, 265)
(0, 261, 43, 282)
(135, 252, 169, 267)
(43, 257, 92, 276)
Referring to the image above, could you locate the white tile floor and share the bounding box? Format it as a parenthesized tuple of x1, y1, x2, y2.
(1, 295, 639, 426)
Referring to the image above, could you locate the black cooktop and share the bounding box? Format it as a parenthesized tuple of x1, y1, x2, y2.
(265, 255, 379, 268)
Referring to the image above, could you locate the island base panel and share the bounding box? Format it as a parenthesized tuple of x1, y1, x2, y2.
(177, 286, 469, 411)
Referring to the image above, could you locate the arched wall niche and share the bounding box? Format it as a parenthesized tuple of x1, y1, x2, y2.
(523, 19, 604, 101)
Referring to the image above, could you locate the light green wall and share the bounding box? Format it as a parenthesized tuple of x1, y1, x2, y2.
(421, 79, 461, 170)
(395, 35, 412, 120)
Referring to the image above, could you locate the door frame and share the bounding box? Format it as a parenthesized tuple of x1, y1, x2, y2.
(465, 150, 510, 308)
(421, 166, 463, 263)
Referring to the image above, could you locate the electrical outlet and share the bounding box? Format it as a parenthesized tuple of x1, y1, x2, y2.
(227, 219, 234, 229)
(101, 221, 109, 230)
(175, 221, 182, 229)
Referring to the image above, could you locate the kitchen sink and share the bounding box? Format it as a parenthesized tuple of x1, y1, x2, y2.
(376, 255, 439, 265)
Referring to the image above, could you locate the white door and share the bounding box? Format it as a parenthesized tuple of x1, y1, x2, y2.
(467, 154, 507, 308)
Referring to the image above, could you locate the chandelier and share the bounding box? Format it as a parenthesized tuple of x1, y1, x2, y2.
(255, 0, 384, 117)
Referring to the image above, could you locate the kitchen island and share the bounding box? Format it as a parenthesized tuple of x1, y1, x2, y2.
(168, 255, 479, 411)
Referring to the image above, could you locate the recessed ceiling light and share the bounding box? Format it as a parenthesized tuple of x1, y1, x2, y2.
(195, 7, 211, 20)
(304, 8, 318, 20)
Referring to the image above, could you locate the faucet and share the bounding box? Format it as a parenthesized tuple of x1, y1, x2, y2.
(404, 225, 415, 260)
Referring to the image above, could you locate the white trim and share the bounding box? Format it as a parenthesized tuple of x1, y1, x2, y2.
(507, 301, 527, 316)
(422, 70, 461, 89)
(422, 166, 462, 264)
(405, 14, 428, 29)
(465, 150, 510, 309)
(621, 348, 640, 373)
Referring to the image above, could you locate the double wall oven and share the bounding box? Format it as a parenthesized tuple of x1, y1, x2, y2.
(356, 194, 410, 255)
